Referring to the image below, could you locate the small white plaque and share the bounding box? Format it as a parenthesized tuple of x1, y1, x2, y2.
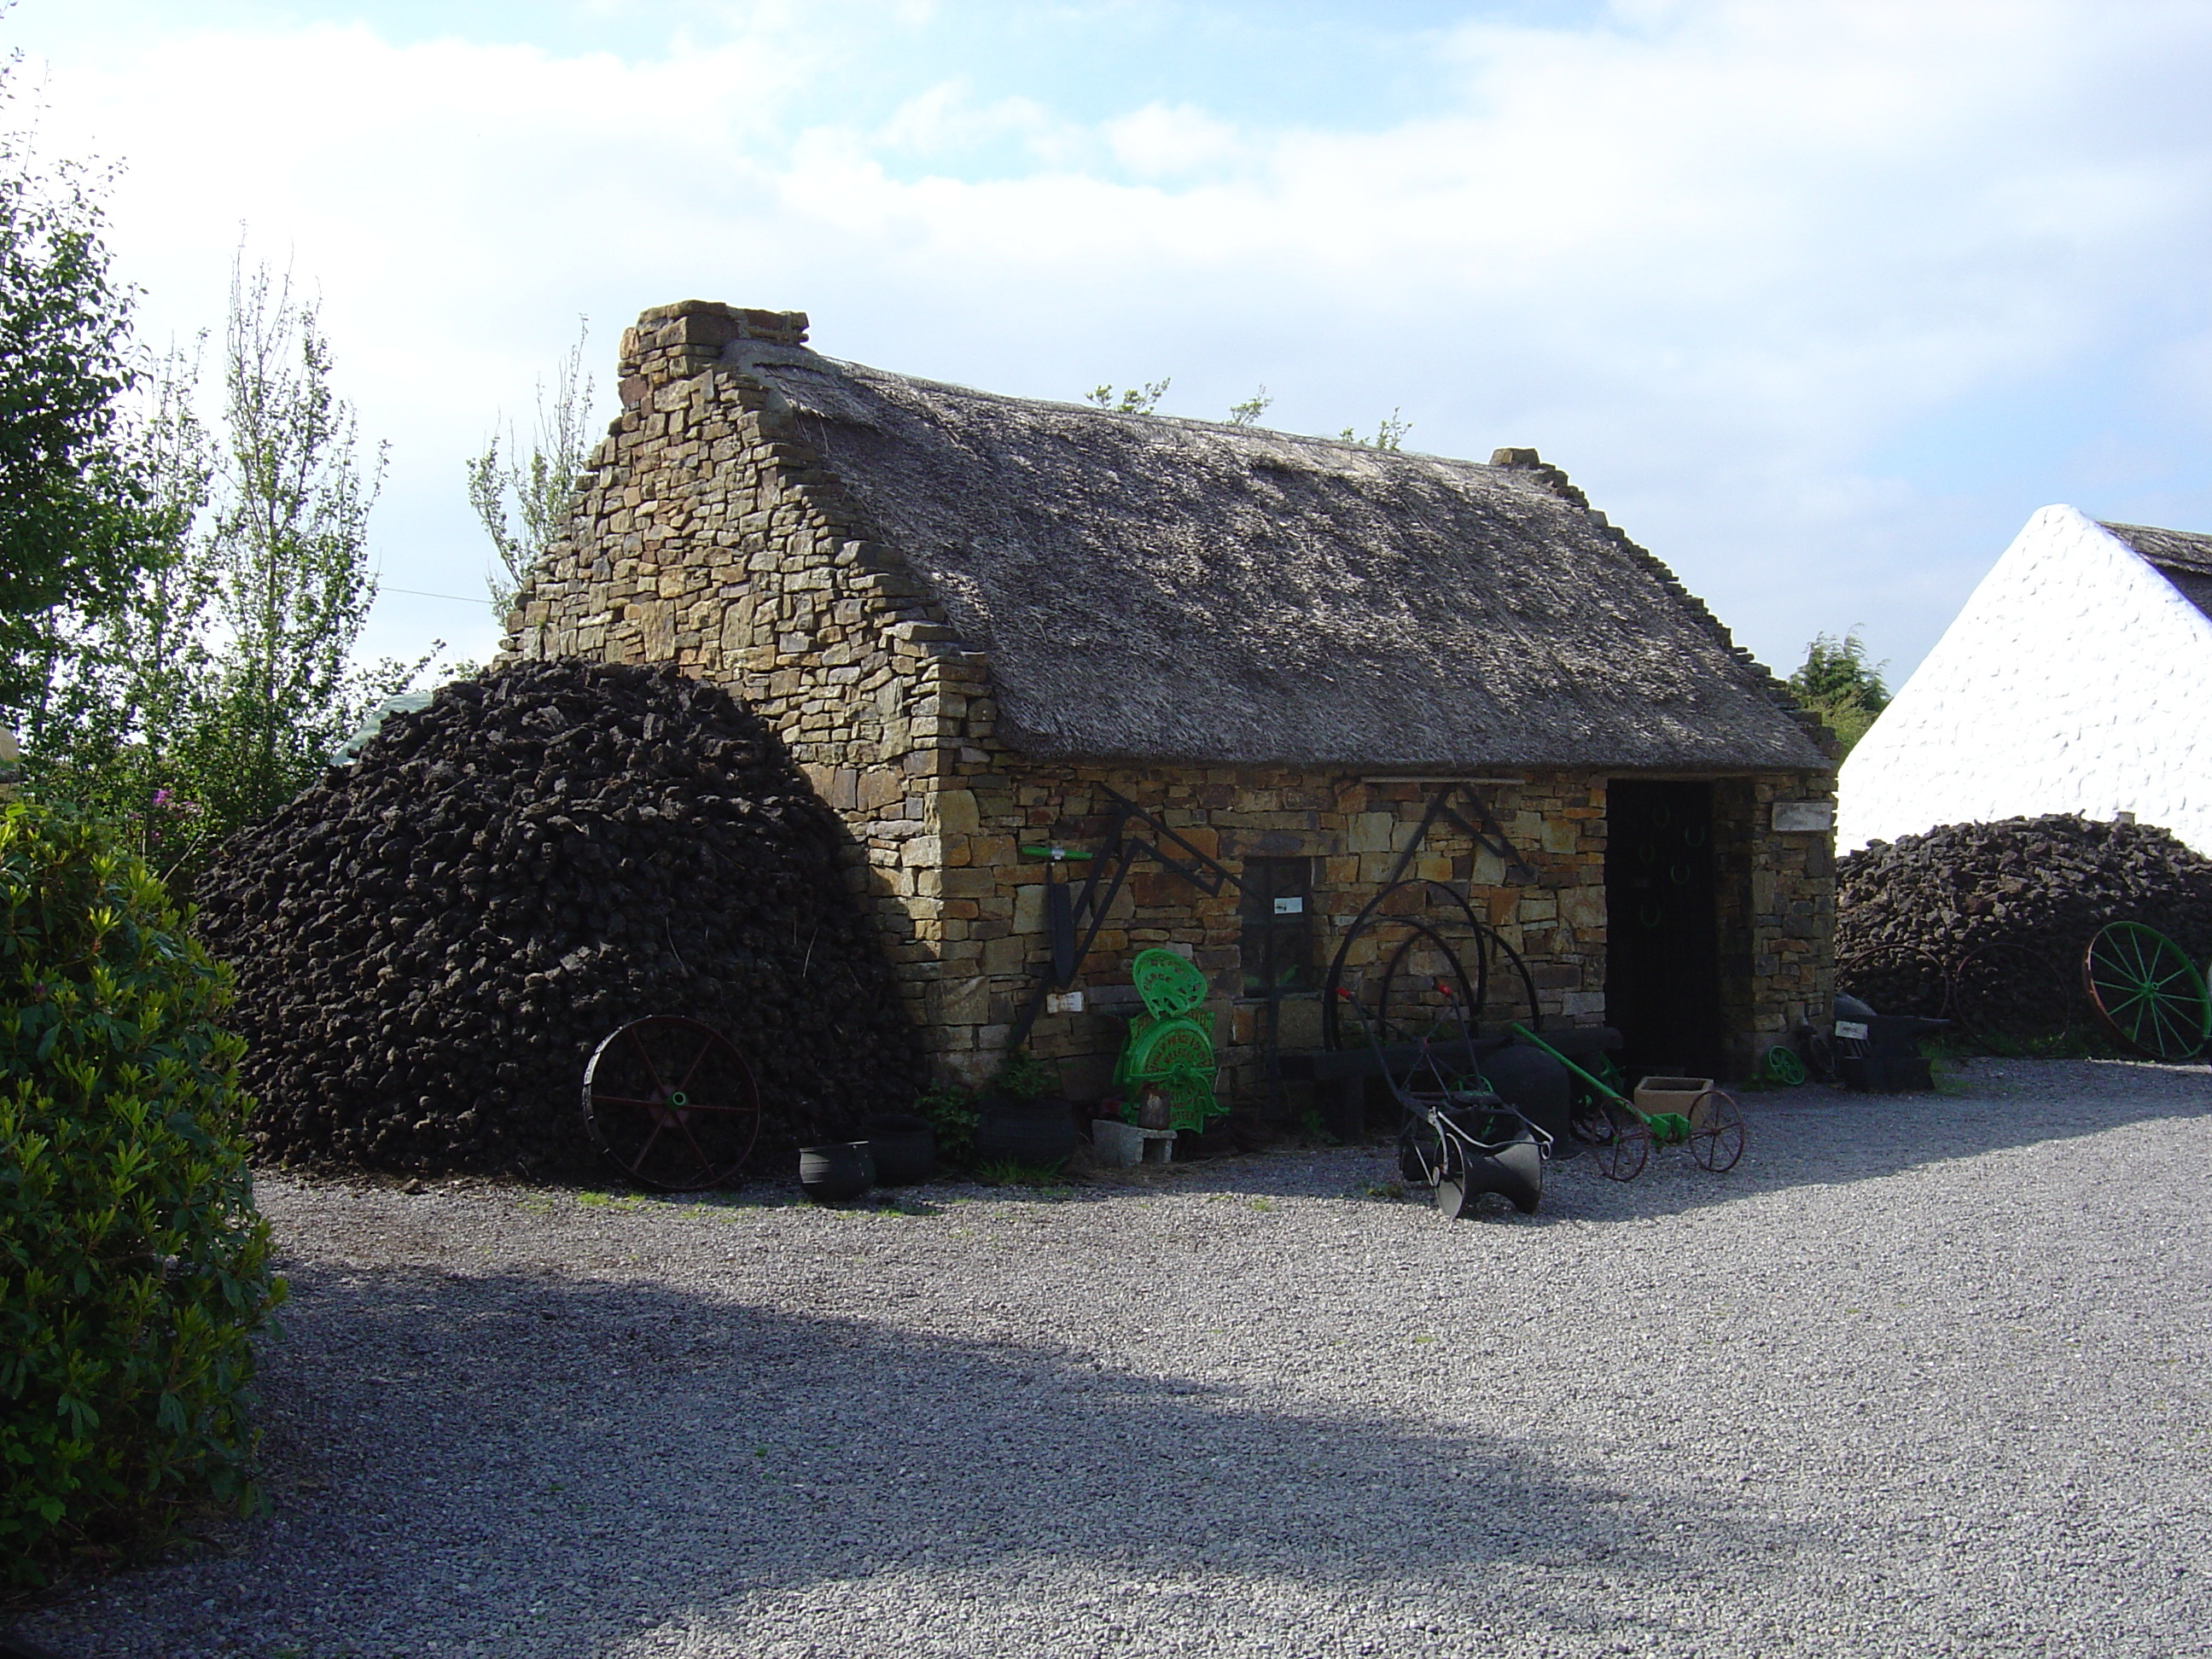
(1834, 1020, 1870, 1041)
(1273, 896, 1304, 916)
(1046, 990, 1086, 1015)
(1773, 800, 1835, 833)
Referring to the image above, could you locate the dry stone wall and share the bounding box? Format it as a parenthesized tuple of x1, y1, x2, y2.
(503, 300, 1834, 1103)
(1717, 775, 1837, 1075)
(923, 765, 1610, 1100)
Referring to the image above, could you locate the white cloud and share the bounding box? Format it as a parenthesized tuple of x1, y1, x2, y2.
(1103, 103, 1247, 178)
(17, 0, 2212, 678)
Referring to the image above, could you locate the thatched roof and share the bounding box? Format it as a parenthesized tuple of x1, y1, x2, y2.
(2102, 520, 2212, 621)
(729, 338, 1829, 773)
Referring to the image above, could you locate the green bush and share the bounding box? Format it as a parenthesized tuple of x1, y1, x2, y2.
(991, 1047, 1060, 1101)
(915, 1086, 980, 1167)
(0, 801, 284, 1586)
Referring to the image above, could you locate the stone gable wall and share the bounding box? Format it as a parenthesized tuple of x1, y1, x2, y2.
(499, 302, 970, 1045)
(502, 300, 1834, 1103)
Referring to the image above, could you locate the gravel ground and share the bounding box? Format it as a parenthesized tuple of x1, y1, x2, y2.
(10, 1057, 2211, 1658)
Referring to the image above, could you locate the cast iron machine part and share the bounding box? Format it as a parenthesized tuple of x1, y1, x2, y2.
(1336, 980, 1551, 1218)
(582, 1016, 762, 1191)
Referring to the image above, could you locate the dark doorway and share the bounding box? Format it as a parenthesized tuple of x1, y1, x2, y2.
(1605, 780, 1722, 1080)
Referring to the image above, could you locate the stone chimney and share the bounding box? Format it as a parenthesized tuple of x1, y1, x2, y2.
(1488, 446, 1590, 509)
(618, 300, 809, 407)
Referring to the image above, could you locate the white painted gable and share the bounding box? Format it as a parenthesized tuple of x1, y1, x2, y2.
(1837, 504, 2212, 854)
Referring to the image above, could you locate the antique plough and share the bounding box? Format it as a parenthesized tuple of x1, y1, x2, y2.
(1509, 1023, 1745, 1181)
(1335, 981, 1551, 1218)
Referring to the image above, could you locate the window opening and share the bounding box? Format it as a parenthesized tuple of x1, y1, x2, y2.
(1241, 857, 1316, 994)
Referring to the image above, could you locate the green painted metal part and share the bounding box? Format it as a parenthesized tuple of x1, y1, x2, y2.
(2082, 921, 2212, 1062)
(1510, 1022, 1631, 1108)
(1131, 948, 1209, 1018)
(1113, 998, 1226, 1133)
(1125, 1016, 1214, 1079)
(1762, 1044, 1807, 1086)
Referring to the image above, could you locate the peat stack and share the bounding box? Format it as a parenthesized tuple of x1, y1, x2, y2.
(195, 659, 922, 1179)
(1836, 814, 2212, 1033)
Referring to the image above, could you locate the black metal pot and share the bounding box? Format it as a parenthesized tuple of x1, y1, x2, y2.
(972, 1108, 1076, 1169)
(859, 1113, 936, 1185)
(798, 1141, 875, 1202)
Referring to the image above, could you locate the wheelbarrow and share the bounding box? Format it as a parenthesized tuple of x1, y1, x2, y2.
(1509, 1024, 1746, 1181)
(1335, 984, 1551, 1218)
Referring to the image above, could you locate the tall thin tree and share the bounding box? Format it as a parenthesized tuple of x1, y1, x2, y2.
(0, 67, 160, 735)
(193, 253, 387, 827)
(469, 317, 594, 620)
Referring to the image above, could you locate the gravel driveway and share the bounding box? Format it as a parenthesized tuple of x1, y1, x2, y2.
(10, 1057, 2210, 1657)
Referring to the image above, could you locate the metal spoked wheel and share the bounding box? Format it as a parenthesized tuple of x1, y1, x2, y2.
(1837, 944, 1950, 1022)
(1688, 1089, 1746, 1173)
(582, 1016, 762, 1190)
(1950, 941, 2079, 1051)
(2081, 923, 2212, 1062)
(1761, 1045, 1806, 1086)
(1576, 1099, 1650, 1183)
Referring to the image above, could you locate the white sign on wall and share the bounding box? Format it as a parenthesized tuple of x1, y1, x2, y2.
(1773, 801, 1835, 833)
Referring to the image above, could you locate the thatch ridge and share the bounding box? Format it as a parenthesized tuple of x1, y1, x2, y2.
(727, 341, 1830, 773)
(2101, 519, 2212, 621)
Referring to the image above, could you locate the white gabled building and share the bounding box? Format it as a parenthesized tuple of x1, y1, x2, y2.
(1837, 504, 2212, 855)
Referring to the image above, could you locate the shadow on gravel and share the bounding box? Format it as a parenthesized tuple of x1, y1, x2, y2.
(12, 1262, 1802, 1658)
(1162, 1058, 2212, 1223)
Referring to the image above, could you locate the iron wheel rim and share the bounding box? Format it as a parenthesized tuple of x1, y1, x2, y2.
(582, 1016, 761, 1190)
(2081, 923, 2212, 1062)
(1688, 1089, 1746, 1173)
(1583, 1102, 1650, 1182)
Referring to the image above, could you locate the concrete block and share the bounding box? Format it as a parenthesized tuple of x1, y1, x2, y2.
(1092, 1120, 1175, 1168)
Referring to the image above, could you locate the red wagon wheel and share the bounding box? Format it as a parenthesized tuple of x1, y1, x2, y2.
(582, 1016, 761, 1190)
(1688, 1089, 1746, 1173)
(1577, 1099, 1650, 1183)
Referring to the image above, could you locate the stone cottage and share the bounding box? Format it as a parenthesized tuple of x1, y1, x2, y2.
(499, 300, 1837, 1102)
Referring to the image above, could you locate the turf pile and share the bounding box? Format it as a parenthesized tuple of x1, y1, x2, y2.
(1836, 814, 2212, 1039)
(195, 660, 922, 1178)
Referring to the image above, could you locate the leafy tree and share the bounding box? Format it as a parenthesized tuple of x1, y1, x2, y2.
(18, 344, 216, 877)
(0, 70, 162, 734)
(1085, 378, 1169, 415)
(1790, 628, 1890, 755)
(16, 244, 434, 881)
(467, 317, 595, 620)
(184, 253, 420, 831)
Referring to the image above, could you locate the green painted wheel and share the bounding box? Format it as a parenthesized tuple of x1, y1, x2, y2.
(2081, 923, 2212, 1062)
(1762, 1044, 1807, 1086)
(1122, 1013, 1221, 1130)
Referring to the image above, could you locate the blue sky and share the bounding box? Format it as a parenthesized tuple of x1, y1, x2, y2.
(12, 1, 2212, 689)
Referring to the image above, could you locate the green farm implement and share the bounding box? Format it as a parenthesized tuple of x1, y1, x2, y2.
(1510, 1023, 1746, 1182)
